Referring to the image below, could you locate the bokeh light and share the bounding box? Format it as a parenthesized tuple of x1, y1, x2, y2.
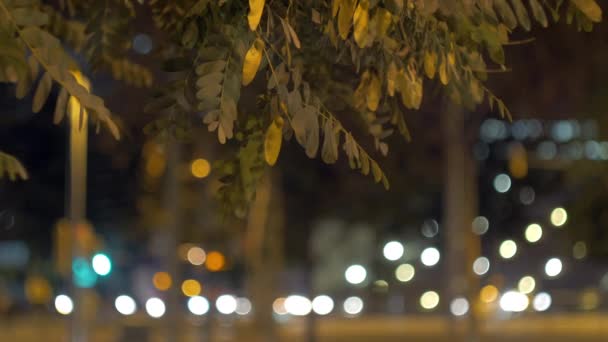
(573, 241, 587, 260)
(187, 296, 210, 315)
(517, 276, 536, 294)
(345, 264, 367, 285)
(493, 173, 512, 193)
(499, 240, 517, 259)
(472, 257, 490, 276)
(24, 276, 51, 304)
(132, 33, 153, 54)
(91, 253, 112, 276)
(181, 279, 202, 297)
(383, 241, 404, 261)
(450, 297, 469, 316)
(205, 251, 225, 272)
(524, 224, 543, 243)
(312, 295, 334, 315)
(420, 247, 440, 266)
(533, 292, 552, 312)
(395, 264, 415, 282)
(420, 291, 440, 310)
(145, 297, 166, 318)
(72, 257, 98, 288)
(472, 216, 489, 235)
(580, 289, 600, 311)
(272, 297, 287, 315)
(54, 294, 73, 315)
(153, 272, 172, 291)
(285, 295, 312, 316)
(545, 258, 563, 277)
(550, 207, 568, 227)
(216, 294, 237, 314)
(421, 219, 439, 238)
(343, 296, 364, 315)
(115, 295, 137, 315)
(499, 291, 529, 312)
(187, 246, 206, 266)
(480, 285, 498, 303)
(519, 186, 535, 205)
(191, 158, 211, 179)
(236, 297, 252, 315)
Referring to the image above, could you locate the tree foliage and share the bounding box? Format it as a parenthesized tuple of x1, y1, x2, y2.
(0, 0, 602, 217)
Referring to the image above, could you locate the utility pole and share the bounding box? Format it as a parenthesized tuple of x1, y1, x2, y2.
(441, 104, 481, 341)
(67, 98, 88, 342)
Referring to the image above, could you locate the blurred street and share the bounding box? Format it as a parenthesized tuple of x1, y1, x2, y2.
(2, 314, 608, 342)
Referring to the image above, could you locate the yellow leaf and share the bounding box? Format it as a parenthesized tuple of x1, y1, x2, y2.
(242, 38, 265, 86)
(332, 0, 342, 18)
(447, 51, 456, 66)
(367, 73, 381, 111)
(374, 8, 392, 38)
(387, 61, 397, 96)
(353, 1, 369, 48)
(439, 59, 449, 85)
(424, 51, 436, 79)
(248, 0, 265, 31)
(338, 0, 356, 40)
(70, 70, 91, 92)
(264, 116, 284, 166)
(572, 0, 602, 23)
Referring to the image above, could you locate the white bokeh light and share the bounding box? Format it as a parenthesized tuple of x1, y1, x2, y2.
(312, 295, 334, 315)
(236, 297, 252, 315)
(343, 296, 364, 315)
(472, 256, 490, 276)
(395, 264, 415, 282)
(525, 224, 543, 243)
(420, 291, 440, 310)
(285, 295, 312, 316)
(499, 240, 517, 259)
(493, 173, 512, 193)
(91, 253, 112, 276)
(216, 295, 237, 314)
(518, 276, 536, 294)
(533, 292, 552, 312)
(550, 207, 568, 227)
(187, 296, 210, 315)
(115, 295, 137, 315)
(499, 291, 529, 312)
(545, 258, 563, 277)
(383, 241, 404, 261)
(450, 297, 469, 316)
(345, 264, 367, 285)
(54, 294, 73, 315)
(472, 216, 490, 235)
(145, 297, 166, 318)
(420, 247, 440, 267)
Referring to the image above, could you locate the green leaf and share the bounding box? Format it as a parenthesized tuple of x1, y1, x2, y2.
(321, 120, 339, 164)
(511, 0, 531, 30)
(495, 0, 518, 29)
(196, 72, 224, 88)
(195, 60, 226, 76)
(10, 8, 49, 27)
(571, 0, 602, 22)
(53, 87, 68, 124)
(32, 72, 52, 113)
(371, 160, 382, 182)
(529, 0, 548, 27)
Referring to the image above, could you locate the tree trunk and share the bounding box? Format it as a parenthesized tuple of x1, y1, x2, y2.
(441, 104, 481, 341)
(245, 173, 284, 342)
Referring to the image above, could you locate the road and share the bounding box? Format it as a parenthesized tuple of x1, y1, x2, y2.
(2, 314, 608, 341)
